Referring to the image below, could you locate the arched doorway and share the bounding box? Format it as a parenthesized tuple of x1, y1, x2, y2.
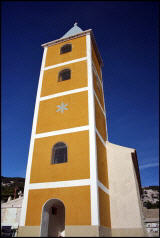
(40, 198, 65, 237)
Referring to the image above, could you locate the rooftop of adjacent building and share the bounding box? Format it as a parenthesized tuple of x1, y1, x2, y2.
(142, 207, 159, 221)
(1, 196, 23, 208)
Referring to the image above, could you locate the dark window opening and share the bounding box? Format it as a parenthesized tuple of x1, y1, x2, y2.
(1, 226, 17, 237)
(51, 142, 67, 164)
(60, 44, 72, 54)
(58, 69, 71, 82)
(52, 207, 57, 215)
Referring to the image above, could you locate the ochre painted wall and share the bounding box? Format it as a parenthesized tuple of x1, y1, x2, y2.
(25, 186, 91, 226)
(96, 135, 109, 189)
(36, 91, 88, 134)
(45, 36, 86, 67)
(98, 187, 111, 228)
(24, 33, 111, 230)
(30, 130, 90, 183)
(93, 70, 104, 110)
(92, 44, 101, 80)
(95, 96, 106, 141)
(41, 60, 88, 97)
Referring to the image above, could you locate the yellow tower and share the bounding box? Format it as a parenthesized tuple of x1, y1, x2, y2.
(19, 23, 111, 237)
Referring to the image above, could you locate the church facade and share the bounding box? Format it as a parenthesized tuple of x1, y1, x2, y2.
(18, 24, 147, 237)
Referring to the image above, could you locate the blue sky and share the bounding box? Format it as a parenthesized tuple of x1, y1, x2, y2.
(2, 1, 159, 187)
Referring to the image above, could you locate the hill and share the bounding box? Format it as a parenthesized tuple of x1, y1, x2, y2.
(1, 176, 25, 202)
(1, 176, 159, 209)
(141, 186, 159, 209)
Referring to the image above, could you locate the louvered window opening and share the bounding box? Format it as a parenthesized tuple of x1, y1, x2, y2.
(60, 44, 72, 54)
(52, 142, 67, 164)
(58, 69, 71, 82)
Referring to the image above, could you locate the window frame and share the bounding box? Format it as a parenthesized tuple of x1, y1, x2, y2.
(58, 68, 71, 82)
(51, 142, 68, 164)
(60, 43, 72, 54)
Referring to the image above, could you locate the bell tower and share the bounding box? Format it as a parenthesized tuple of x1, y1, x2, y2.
(18, 23, 111, 237)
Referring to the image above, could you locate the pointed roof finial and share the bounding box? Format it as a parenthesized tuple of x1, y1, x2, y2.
(61, 22, 83, 39)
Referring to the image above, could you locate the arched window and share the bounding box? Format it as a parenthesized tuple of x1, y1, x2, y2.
(58, 69, 71, 82)
(51, 142, 67, 164)
(60, 44, 72, 54)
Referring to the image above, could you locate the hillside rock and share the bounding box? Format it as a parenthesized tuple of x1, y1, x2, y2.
(1, 176, 25, 202)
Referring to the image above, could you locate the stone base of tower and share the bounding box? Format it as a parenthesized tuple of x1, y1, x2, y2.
(17, 225, 111, 237)
(111, 228, 148, 237)
(17, 226, 40, 237)
(17, 225, 147, 237)
(65, 225, 111, 237)
(66, 226, 147, 237)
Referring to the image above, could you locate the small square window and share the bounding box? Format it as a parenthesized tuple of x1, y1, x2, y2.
(58, 69, 71, 82)
(60, 44, 72, 54)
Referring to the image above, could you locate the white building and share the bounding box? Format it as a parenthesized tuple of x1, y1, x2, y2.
(143, 208, 159, 237)
(1, 196, 23, 237)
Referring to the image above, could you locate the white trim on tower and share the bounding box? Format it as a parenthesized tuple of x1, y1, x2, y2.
(92, 61, 108, 141)
(100, 69, 109, 141)
(20, 47, 48, 226)
(44, 57, 87, 71)
(35, 125, 89, 139)
(29, 179, 90, 190)
(86, 34, 100, 226)
(28, 179, 109, 195)
(96, 128, 106, 148)
(40, 87, 88, 101)
(98, 181, 109, 195)
(94, 91, 106, 117)
(92, 62, 103, 88)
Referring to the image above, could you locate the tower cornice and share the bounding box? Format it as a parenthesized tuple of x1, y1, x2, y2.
(41, 29, 103, 67)
(41, 29, 92, 47)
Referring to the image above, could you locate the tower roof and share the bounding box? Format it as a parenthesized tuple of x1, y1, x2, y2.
(41, 24, 103, 67)
(61, 23, 83, 39)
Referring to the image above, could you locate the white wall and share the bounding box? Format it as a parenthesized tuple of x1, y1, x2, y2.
(1, 197, 23, 229)
(106, 142, 145, 229)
